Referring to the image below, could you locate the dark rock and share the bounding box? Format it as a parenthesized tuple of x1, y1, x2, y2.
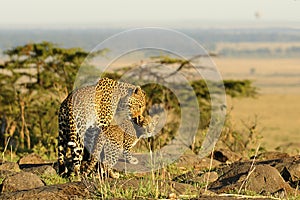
(176, 153, 221, 171)
(0, 182, 89, 200)
(1, 172, 45, 193)
(248, 155, 299, 175)
(213, 148, 242, 163)
(287, 163, 300, 182)
(0, 162, 20, 172)
(209, 162, 295, 196)
(22, 165, 56, 176)
(170, 181, 198, 195)
(18, 153, 45, 166)
(174, 171, 218, 186)
(192, 172, 219, 184)
(281, 162, 300, 183)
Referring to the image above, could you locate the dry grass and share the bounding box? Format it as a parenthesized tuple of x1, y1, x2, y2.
(216, 57, 300, 151)
(227, 94, 300, 151)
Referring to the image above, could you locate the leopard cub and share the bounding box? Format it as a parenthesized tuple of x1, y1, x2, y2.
(83, 114, 160, 178)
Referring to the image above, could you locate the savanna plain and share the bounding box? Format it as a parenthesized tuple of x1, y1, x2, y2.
(217, 57, 300, 152)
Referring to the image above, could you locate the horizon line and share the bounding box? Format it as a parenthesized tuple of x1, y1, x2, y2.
(0, 19, 299, 29)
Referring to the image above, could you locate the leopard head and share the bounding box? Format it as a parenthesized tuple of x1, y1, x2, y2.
(128, 87, 146, 122)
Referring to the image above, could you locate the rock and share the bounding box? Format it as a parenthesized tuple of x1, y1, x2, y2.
(0, 182, 89, 200)
(0, 162, 20, 180)
(176, 153, 203, 168)
(281, 162, 300, 183)
(242, 165, 293, 195)
(192, 172, 219, 184)
(174, 171, 218, 186)
(17, 153, 46, 167)
(0, 162, 20, 172)
(22, 165, 56, 176)
(0, 171, 18, 180)
(1, 172, 45, 193)
(255, 155, 300, 181)
(287, 163, 300, 182)
(213, 148, 242, 163)
(209, 162, 294, 196)
(170, 181, 198, 195)
(176, 154, 221, 171)
(194, 158, 221, 171)
(254, 151, 290, 160)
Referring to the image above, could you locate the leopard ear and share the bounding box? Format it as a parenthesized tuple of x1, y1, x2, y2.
(133, 87, 141, 94)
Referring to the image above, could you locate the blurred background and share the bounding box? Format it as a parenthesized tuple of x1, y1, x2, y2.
(0, 0, 299, 157)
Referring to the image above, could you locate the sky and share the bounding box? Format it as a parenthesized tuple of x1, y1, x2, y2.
(0, 0, 300, 28)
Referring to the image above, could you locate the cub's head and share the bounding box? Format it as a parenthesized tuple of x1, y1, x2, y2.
(128, 87, 146, 121)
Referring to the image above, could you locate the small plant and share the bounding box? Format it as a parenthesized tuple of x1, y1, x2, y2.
(40, 174, 69, 185)
(218, 110, 263, 157)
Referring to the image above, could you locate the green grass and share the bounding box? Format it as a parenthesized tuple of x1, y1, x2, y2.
(39, 174, 69, 185)
(87, 167, 198, 199)
(95, 179, 163, 199)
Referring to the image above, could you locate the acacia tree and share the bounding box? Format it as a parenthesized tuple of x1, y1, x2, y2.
(0, 42, 93, 155)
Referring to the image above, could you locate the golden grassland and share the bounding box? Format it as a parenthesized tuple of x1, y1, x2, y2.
(216, 57, 300, 151)
(101, 56, 299, 152)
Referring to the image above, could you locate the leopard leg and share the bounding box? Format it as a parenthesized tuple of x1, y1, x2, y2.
(122, 120, 139, 165)
(68, 138, 82, 177)
(67, 99, 83, 177)
(123, 145, 138, 164)
(82, 132, 105, 176)
(103, 141, 120, 178)
(58, 105, 70, 177)
(58, 127, 68, 176)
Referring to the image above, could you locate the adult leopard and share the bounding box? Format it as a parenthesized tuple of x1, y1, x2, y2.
(58, 77, 149, 177)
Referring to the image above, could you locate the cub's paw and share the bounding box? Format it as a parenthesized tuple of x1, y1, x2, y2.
(128, 156, 139, 164)
(109, 169, 120, 179)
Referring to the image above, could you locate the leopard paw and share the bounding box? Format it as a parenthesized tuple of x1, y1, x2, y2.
(109, 169, 120, 179)
(128, 156, 139, 164)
